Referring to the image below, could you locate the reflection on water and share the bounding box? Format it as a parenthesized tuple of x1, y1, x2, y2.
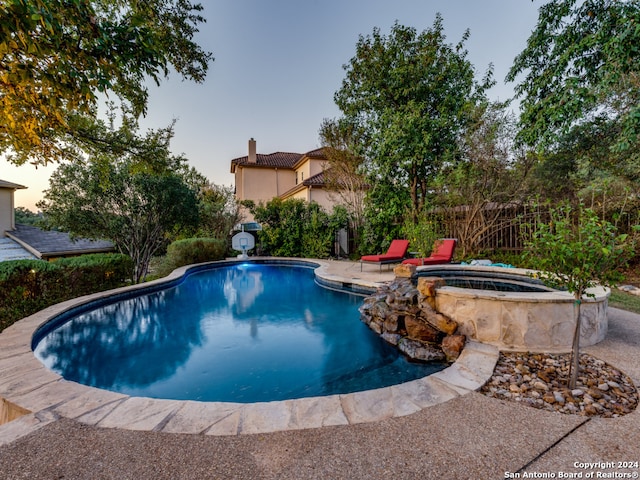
(35, 290, 204, 389)
(224, 266, 264, 315)
(34, 264, 444, 402)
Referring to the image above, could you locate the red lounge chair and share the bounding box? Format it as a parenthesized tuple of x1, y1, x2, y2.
(360, 239, 410, 271)
(402, 238, 457, 266)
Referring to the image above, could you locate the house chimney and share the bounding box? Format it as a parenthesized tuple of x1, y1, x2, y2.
(248, 138, 256, 164)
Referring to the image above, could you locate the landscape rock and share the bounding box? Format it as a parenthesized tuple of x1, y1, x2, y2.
(381, 332, 401, 345)
(441, 334, 466, 362)
(359, 277, 458, 363)
(481, 351, 639, 417)
(393, 264, 415, 278)
(416, 277, 446, 297)
(397, 338, 445, 362)
(404, 316, 441, 343)
(422, 309, 458, 335)
(383, 315, 400, 333)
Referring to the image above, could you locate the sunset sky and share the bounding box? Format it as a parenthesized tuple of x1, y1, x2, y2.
(1, 0, 543, 210)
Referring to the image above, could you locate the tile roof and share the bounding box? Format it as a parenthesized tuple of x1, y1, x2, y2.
(304, 148, 326, 158)
(6, 224, 115, 259)
(279, 170, 330, 198)
(301, 169, 370, 190)
(303, 170, 328, 186)
(231, 152, 303, 169)
(230, 148, 327, 171)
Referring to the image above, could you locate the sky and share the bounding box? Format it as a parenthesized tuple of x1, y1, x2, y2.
(1, 0, 544, 210)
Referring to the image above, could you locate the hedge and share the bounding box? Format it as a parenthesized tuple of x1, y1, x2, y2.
(0, 253, 133, 332)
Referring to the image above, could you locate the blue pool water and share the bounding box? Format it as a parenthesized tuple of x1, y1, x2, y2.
(33, 263, 445, 403)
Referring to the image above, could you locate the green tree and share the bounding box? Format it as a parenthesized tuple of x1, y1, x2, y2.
(14, 206, 41, 226)
(333, 17, 492, 249)
(514, 2, 640, 221)
(508, 0, 640, 153)
(401, 213, 442, 260)
(193, 182, 242, 242)
(523, 204, 638, 389)
(0, 0, 212, 166)
(527, 119, 640, 227)
(252, 198, 344, 259)
(432, 102, 532, 257)
(38, 119, 199, 283)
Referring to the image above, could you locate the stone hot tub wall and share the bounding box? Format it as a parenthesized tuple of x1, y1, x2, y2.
(421, 267, 610, 353)
(361, 264, 610, 356)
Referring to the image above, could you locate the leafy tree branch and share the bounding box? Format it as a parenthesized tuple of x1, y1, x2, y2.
(0, 0, 213, 166)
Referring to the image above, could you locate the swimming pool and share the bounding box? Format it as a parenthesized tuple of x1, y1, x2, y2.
(33, 262, 445, 403)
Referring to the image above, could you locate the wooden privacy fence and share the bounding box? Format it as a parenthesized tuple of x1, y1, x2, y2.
(436, 202, 640, 257)
(436, 203, 549, 256)
(347, 202, 638, 259)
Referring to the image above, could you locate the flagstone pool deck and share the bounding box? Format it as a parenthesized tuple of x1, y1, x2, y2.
(1, 259, 639, 479)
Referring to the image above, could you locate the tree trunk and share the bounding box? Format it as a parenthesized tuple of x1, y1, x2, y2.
(568, 298, 582, 389)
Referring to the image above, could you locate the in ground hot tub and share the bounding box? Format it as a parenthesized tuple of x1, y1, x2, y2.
(414, 265, 609, 353)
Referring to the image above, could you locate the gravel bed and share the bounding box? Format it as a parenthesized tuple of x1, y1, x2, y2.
(480, 351, 638, 417)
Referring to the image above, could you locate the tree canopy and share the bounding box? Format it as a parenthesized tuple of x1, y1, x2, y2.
(508, 0, 640, 152)
(319, 117, 368, 250)
(39, 117, 199, 283)
(332, 16, 492, 248)
(0, 0, 212, 166)
(431, 102, 532, 256)
(192, 182, 242, 241)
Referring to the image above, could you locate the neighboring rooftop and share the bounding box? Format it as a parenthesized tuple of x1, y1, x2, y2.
(6, 224, 114, 260)
(0, 179, 27, 190)
(0, 237, 37, 262)
(279, 171, 329, 199)
(304, 147, 326, 158)
(302, 170, 328, 186)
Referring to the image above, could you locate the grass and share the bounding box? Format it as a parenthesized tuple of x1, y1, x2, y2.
(609, 289, 640, 314)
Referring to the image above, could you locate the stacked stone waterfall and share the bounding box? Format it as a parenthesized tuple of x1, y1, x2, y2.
(358, 266, 466, 363)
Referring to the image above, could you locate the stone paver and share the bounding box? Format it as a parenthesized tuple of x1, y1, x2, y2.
(0, 411, 57, 446)
(431, 341, 499, 391)
(96, 397, 181, 431)
(162, 401, 243, 435)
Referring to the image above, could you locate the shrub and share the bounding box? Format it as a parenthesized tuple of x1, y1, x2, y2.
(0, 260, 60, 325)
(53, 254, 133, 291)
(252, 198, 343, 258)
(0, 253, 132, 332)
(156, 237, 227, 277)
(401, 214, 442, 259)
